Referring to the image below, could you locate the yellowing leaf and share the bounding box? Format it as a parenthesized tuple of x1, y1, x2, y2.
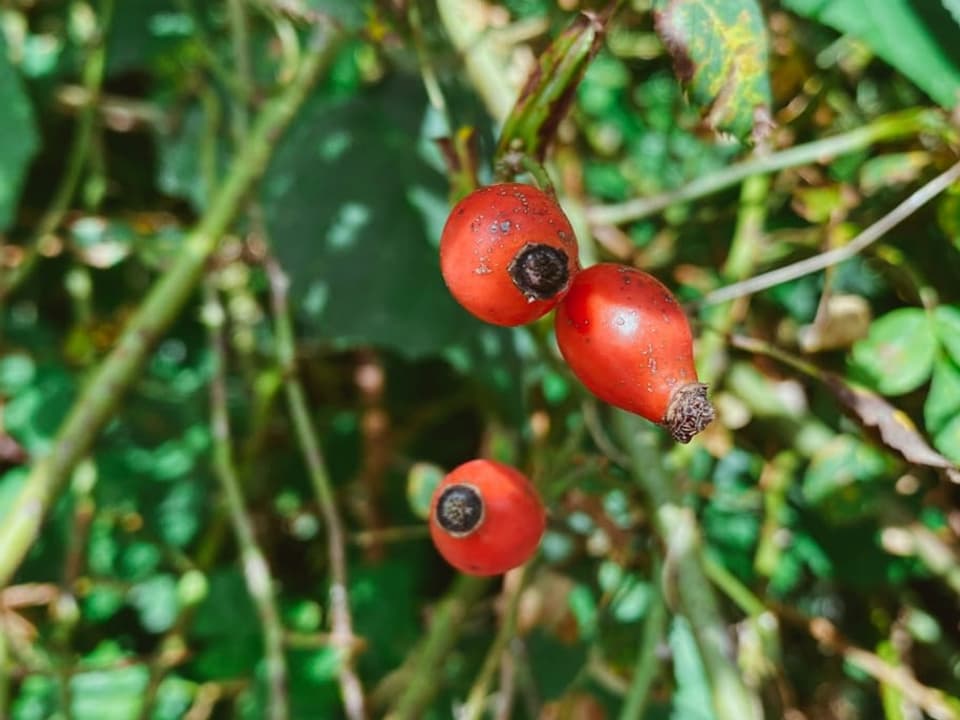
(653, 0, 772, 142)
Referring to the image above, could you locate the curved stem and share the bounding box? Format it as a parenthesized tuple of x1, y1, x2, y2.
(0, 20, 343, 589)
(207, 284, 289, 720)
(264, 256, 367, 720)
(613, 411, 760, 720)
(700, 160, 960, 306)
(383, 575, 491, 720)
(586, 108, 946, 227)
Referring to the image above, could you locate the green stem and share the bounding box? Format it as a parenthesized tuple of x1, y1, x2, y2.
(696, 173, 771, 387)
(618, 560, 667, 720)
(0, 0, 115, 303)
(0, 21, 343, 590)
(613, 411, 760, 720)
(586, 108, 947, 226)
(265, 257, 367, 720)
(461, 568, 528, 720)
(207, 284, 289, 720)
(0, 624, 8, 718)
(384, 575, 491, 720)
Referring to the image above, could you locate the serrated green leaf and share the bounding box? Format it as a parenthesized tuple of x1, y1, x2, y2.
(653, 0, 772, 141)
(925, 356, 960, 434)
(782, 0, 960, 108)
(850, 307, 936, 395)
(0, 33, 40, 231)
(934, 305, 960, 366)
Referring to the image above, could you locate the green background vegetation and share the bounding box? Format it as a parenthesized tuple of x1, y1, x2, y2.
(1, 0, 960, 718)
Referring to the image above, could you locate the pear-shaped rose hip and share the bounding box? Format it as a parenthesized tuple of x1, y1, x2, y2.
(554, 263, 714, 442)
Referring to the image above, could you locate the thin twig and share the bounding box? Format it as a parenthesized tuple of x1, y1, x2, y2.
(0, 19, 343, 589)
(381, 575, 491, 719)
(264, 256, 367, 720)
(780, 607, 960, 720)
(586, 108, 946, 227)
(701, 160, 960, 306)
(206, 283, 289, 720)
(461, 567, 528, 720)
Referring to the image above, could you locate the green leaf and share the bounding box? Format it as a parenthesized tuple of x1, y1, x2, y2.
(11, 675, 57, 720)
(945, 0, 960, 25)
(406, 462, 444, 520)
(106, 0, 193, 77)
(70, 665, 149, 720)
(669, 617, 718, 720)
(495, 12, 606, 163)
(934, 305, 960, 366)
(782, 0, 960, 108)
(0, 32, 40, 231)
(263, 76, 485, 359)
(934, 413, 960, 463)
(925, 356, 960, 434)
(128, 574, 179, 633)
(653, 0, 772, 141)
(849, 307, 936, 395)
(802, 435, 892, 523)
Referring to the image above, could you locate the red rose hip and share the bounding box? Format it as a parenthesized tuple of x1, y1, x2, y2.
(440, 183, 580, 326)
(429, 459, 546, 576)
(554, 263, 714, 443)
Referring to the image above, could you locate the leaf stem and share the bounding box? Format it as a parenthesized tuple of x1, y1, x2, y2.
(0, 20, 343, 589)
(206, 283, 289, 720)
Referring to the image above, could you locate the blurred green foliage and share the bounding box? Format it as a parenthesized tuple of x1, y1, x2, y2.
(1, 1, 960, 719)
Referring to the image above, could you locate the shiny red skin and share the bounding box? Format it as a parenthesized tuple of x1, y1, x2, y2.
(439, 183, 580, 326)
(429, 459, 546, 576)
(554, 263, 697, 423)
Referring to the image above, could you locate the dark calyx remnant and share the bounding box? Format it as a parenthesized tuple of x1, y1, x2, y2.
(435, 484, 484, 536)
(508, 243, 569, 300)
(664, 383, 715, 444)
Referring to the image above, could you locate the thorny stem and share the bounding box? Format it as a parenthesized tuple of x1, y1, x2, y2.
(0, 20, 343, 589)
(702, 160, 960, 306)
(0, 0, 116, 305)
(264, 257, 367, 720)
(206, 284, 289, 720)
(586, 108, 948, 227)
